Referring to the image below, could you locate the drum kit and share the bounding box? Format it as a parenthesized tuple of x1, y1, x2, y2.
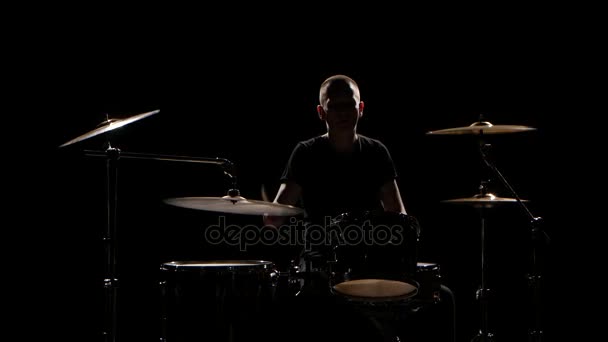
(60, 111, 547, 342)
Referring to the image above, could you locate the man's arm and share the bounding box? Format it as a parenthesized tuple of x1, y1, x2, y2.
(274, 181, 302, 206)
(379, 179, 407, 214)
(263, 181, 302, 227)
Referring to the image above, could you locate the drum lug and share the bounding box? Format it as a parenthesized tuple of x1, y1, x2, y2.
(476, 287, 491, 300)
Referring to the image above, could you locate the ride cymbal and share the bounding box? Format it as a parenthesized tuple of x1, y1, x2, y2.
(441, 193, 528, 208)
(163, 195, 304, 216)
(426, 121, 535, 135)
(60, 109, 160, 147)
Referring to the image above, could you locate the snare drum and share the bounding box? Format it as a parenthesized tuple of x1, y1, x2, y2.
(328, 211, 420, 302)
(159, 260, 278, 342)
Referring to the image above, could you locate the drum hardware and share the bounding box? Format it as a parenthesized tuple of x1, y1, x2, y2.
(431, 117, 548, 342)
(60, 109, 304, 342)
(60, 109, 159, 342)
(443, 181, 510, 342)
(81, 149, 248, 342)
(476, 133, 548, 342)
(413, 262, 442, 305)
(84, 148, 241, 342)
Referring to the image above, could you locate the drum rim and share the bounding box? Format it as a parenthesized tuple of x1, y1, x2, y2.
(160, 259, 275, 271)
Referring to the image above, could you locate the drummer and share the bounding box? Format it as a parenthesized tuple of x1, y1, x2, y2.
(263, 74, 412, 341)
(263, 74, 406, 230)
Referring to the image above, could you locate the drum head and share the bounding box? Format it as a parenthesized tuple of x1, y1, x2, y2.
(332, 279, 418, 301)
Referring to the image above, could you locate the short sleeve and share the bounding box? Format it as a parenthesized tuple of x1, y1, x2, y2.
(376, 141, 398, 185)
(280, 142, 308, 186)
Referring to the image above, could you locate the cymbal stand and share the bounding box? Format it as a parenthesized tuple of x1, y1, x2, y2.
(83, 148, 237, 342)
(469, 178, 494, 342)
(84, 149, 239, 196)
(101, 141, 119, 342)
(478, 139, 549, 342)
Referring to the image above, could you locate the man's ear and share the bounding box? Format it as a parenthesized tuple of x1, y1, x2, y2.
(359, 101, 365, 117)
(317, 105, 326, 121)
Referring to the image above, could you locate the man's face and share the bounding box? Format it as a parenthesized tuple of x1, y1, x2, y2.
(321, 82, 361, 132)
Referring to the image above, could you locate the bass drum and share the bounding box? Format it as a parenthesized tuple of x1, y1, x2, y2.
(328, 211, 421, 303)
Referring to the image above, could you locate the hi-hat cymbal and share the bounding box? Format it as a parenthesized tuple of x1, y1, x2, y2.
(441, 193, 528, 208)
(60, 109, 160, 147)
(426, 121, 535, 135)
(163, 196, 304, 216)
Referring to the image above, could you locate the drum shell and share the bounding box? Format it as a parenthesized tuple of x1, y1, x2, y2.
(159, 260, 277, 341)
(414, 262, 442, 304)
(328, 212, 420, 301)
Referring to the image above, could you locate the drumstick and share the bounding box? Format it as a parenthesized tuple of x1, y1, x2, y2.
(261, 184, 270, 202)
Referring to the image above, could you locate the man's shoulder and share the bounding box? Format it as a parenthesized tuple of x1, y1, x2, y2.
(297, 134, 328, 148)
(358, 134, 388, 149)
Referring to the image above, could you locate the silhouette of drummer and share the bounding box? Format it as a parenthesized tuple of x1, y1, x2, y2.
(264, 74, 406, 226)
(262, 74, 421, 341)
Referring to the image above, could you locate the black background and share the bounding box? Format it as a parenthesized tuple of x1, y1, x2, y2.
(17, 18, 599, 342)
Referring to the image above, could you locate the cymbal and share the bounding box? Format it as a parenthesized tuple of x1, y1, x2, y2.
(441, 193, 528, 208)
(163, 195, 304, 216)
(60, 109, 160, 147)
(426, 121, 535, 135)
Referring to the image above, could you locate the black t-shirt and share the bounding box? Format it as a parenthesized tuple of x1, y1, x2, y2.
(281, 134, 398, 224)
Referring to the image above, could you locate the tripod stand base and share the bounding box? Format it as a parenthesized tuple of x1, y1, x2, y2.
(471, 331, 495, 342)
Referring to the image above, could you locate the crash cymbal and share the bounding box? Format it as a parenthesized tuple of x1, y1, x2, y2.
(163, 195, 304, 216)
(426, 121, 535, 135)
(441, 193, 528, 208)
(60, 109, 160, 147)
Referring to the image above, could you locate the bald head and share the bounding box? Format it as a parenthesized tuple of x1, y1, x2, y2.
(317, 75, 364, 135)
(319, 75, 361, 108)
